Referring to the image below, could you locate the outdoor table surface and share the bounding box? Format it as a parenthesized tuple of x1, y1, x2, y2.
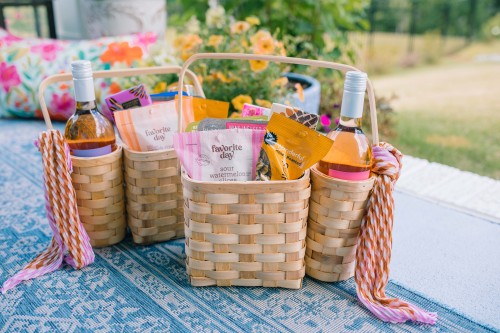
(0, 119, 498, 331)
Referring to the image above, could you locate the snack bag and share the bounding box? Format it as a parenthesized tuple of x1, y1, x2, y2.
(242, 103, 271, 119)
(198, 117, 268, 131)
(105, 84, 152, 113)
(256, 113, 333, 181)
(173, 129, 265, 182)
(176, 96, 229, 130)
(270, 103, 319, 129)
(114, 101, 178, 152)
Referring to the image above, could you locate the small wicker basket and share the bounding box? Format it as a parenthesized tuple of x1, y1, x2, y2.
(38, 66, 204, 247)
(70, 147, 126, 247)
(124, 147, 184, 244)
(305, 166, 374, 282)
(182, 171, 311, 289)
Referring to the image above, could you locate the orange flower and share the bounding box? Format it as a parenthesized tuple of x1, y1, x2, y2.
(207, 35, 223, 48)
(209, 71, 232, 83)
(249, 60, 268, 72)
(181, 52, 194, 61)
(100, 42, 143, 66)
(255, 99, 272, 108)
(231, 95, 252, 111)
(153, 82, 167, 93)
(250, 30, 272, 44)
(245, 16, 260, 26)
(230, 21, 250, 34)
(275, 41, 287, 56)
(109, 82, 122, 94)
(251, 30, 275, 54)
(295, 83, 304, 102)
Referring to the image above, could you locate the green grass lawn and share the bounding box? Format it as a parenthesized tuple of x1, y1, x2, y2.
(392, 111, 500, 179)
(373, 41, 500, 179)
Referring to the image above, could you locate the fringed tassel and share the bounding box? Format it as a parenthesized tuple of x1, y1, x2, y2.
(355, 143, 437, 324)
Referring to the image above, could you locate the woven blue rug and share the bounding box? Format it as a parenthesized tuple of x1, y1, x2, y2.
(0, 119, 496, 332)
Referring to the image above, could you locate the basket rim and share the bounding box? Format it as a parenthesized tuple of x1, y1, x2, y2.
(181, 168, 310, 186)
(71, 144, 122, 162)
(123, 145, 176, 156)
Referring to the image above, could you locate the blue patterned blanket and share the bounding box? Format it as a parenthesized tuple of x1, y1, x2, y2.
(0, 119, 495, 332)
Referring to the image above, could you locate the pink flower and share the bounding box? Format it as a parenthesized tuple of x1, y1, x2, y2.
(134, 32, 157, 50)
(31, 42, 63, 61)
(320, 114, 331, 127)
(50, 92, 75, 119)
(0, 62, 21, 93)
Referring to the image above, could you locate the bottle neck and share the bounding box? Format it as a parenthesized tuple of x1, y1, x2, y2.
(338, 115, 362, 128)
(340, 85, 365, 120)
(76, 100, 98, 112)
(73, 76, 96, 103)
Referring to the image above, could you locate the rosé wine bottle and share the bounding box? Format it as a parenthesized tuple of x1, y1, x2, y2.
(317, 71, 372, 180)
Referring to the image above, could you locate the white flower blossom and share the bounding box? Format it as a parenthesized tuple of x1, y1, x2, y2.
(206, 4, 225, 29)
(186, 15, 201, 34)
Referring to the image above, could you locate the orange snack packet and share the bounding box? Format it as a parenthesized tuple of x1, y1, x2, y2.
(255, 113, 333, 181)
(176, 96, 229, 129)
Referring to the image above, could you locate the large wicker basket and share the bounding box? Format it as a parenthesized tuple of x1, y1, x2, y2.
(305, 165, 375, 281)
(70, 147, 126, 247)
(177, 53, 380, 288)
(179, 53, 378, 288)
(124, 147, 184, 244)
(182, 171, 311, 289)
(38, 66, 204, 247)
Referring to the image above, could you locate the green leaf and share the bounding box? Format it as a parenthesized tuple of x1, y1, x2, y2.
(332, 46, 342, 59)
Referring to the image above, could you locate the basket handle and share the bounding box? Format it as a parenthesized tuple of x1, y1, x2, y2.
(177, 53, 379, 145)
(38, 65, 205, 130)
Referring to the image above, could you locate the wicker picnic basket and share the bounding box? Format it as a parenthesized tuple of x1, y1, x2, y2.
(67, 148, 126, 247)
(116, 67, 204, 245)
(39, 66, 203, 247)
(124, 148, 185, 244)
(305, 166, 375, 281)
(177, 53, 380, 288)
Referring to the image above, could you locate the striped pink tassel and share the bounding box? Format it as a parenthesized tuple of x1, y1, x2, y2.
(355, 143, 437, 324)
(1, 130, 94, 293)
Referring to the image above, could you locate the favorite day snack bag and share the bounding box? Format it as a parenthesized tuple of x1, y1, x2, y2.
(114, 100, 178, 152)
(255, 113, 333, 181)
(173, 129, 265, 182)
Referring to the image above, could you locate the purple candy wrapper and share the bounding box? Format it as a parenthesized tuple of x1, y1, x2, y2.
(105, 84, 152, 114)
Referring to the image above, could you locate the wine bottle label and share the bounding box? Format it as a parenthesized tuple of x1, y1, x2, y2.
(72, 145, 112, 158)
(328, 169, 370, 181)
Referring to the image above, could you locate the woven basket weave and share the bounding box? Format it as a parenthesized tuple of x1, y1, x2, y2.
(124, 147, 184, 244)
(71, 146, 126, 247)
(177, 53, 381, 288)
(182, 171, 311, 289)
(305, 165, 374, 282)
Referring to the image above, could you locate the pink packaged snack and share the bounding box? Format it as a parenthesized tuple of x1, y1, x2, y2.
(242, 103, 271, 118)
(173, 129, 265, 181)
(105, 84, 152, 113)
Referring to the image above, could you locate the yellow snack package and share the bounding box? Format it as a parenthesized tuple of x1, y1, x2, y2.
(256, 113, 333, 181)
(175, 96, 229, 129)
